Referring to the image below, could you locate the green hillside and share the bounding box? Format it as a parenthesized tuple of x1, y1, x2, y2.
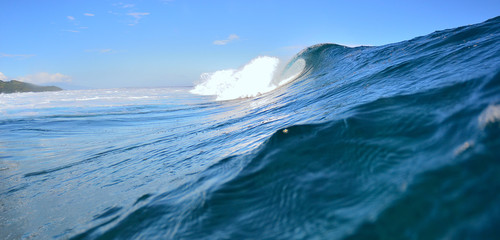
(0, 80, 62, 94)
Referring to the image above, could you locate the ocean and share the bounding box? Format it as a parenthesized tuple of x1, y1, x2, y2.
(1, 16, 500, 239)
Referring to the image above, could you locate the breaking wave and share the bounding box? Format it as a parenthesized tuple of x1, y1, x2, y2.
(191, 56, 305, 100)
(2, 16, 500, 240)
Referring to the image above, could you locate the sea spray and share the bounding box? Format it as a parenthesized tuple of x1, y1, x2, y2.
(191, 56, 280, 100)
(191, 56, 306, 101)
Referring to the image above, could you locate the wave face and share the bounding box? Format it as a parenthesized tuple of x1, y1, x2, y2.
(2, 17, 500, 239)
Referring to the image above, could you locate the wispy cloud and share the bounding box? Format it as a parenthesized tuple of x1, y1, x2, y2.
(85, 49, 113, 53)
(84, 13, 95, 17)
(17, 72, 72, 84)
(213, 34, 239, 45)
(67, 16, 75, 21)
(0, 72, 7, 81)
(62, 29, 80, 33)
(0, 53, 36, 58)
(114, 2, 135, 8)
(127, 12, 150, 26)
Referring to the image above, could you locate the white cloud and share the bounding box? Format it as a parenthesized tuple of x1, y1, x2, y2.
(84, 13, 95, 16)
(113, 2, 135, 8)
(17, 72, 72, 85)
(0, 53, 35, 58)
(127, 12, 149, 17)
(62, 29, 80, 33)
(122, 4, 135, 8)
(127, 12, 150, 26)
(67, 16, 75, 21)
(0, 72, 7, 81)
(213, 34, 239, 45)
(85, 49, 113, 53)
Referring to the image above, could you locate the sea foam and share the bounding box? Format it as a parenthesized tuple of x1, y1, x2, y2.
(191, 56, 305, 101)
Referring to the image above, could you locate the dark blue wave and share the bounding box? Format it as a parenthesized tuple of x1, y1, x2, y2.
(2, 16, 499, 240)
(69, 16, 500, 239)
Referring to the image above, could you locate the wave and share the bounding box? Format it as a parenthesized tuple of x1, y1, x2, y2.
(3, 16, 500, 240)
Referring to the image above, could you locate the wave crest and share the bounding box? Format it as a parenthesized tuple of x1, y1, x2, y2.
(191, 56, 305, 101)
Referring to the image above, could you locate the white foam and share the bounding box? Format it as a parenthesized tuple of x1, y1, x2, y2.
(478, 104, 500, 128)
(0, 88, 192, 118)
(190, 56, 281, 101)
(191, 56, 306, 101)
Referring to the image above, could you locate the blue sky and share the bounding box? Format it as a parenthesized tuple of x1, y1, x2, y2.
(0, 0, 498, 88)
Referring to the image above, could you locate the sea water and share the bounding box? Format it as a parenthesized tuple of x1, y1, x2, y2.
(1, 17, 500, 239)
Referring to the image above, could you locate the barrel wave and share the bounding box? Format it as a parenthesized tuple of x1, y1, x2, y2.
(1, 17, 500, 239)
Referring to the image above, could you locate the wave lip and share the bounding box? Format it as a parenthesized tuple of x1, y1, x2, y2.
(191, 56, 281, 101)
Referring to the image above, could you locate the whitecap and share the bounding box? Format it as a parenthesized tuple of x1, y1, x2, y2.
(478, 104, 500, 128)
(191, 56, 305, 101)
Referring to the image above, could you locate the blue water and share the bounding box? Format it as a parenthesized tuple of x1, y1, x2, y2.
(1, 17, 500, 239)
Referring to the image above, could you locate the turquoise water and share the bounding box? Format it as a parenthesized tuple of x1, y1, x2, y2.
(1, 17, 500, 239)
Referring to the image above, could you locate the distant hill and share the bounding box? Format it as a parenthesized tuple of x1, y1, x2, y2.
(0, 80, 62, 94)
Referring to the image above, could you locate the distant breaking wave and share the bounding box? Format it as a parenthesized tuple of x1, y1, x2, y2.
(191, 56, 305, 100)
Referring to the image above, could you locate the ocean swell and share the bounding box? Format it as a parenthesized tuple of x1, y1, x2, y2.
(2, 16, 500, 240)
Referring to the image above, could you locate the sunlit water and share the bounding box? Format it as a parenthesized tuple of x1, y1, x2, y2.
(1, 17, 500, 239)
